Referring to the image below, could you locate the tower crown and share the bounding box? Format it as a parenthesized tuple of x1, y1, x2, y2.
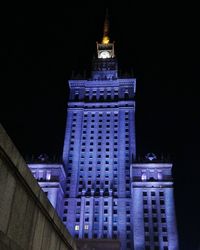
(97, 10, 115, 59)
(102, 10, 110, 44)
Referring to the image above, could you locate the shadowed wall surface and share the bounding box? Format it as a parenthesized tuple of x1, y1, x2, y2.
(0, 124, 77, 250)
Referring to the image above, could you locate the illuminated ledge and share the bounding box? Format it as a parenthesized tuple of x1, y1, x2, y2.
(69, 79, 136, 88)
(132, 181, 173, 188)
(131, 163, 172, 168)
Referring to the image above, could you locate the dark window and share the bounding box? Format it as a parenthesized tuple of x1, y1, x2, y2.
(152, 208, 157, 213)
(154, 236, 159, 242)
(160, 200, 165, 205)
(163, 236, 168, 242)
(161, 218, 166, 223)
(153, 226, 158, 232)
(161, 208, 165, 214)
(153, 217, 157, 223)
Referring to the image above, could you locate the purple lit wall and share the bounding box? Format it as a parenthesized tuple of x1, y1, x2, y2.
(28, 164, 66, 219)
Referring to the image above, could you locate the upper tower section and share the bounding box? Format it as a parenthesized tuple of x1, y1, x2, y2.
(91, 10, 118, 80)
(97, 10, 115, 59)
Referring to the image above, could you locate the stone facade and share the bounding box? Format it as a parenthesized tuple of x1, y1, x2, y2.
(0, 124, 77, 250)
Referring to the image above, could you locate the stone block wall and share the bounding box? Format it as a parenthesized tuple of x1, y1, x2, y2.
(0, 124, 77, 250)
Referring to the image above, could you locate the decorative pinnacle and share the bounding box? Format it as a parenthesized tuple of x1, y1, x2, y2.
(102, 9, 110, 44)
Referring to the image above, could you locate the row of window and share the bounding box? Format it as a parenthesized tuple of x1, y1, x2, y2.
(71, 129, 128, 135)
(70, 103, 132, 108)
(145, 246, 168, 250)
(144, 208, 166, 214)
(143, 199, 165, 206)
(74, 224, 132, 232)
(143, 191, 164, 197)
(144, 226, 167, 233)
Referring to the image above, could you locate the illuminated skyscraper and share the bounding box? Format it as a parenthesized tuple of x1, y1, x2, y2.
(28, 14, 179, 250)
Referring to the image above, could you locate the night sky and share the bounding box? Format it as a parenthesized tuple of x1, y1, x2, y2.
(1, 2, 200, 250)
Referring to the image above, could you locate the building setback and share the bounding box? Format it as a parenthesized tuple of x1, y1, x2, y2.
(28, 14, 179, 250)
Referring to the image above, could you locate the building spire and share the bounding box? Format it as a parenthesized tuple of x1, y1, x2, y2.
(102, 9, 110, 44)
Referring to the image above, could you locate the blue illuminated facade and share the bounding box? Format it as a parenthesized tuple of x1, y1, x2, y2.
(28, 15, 179, 250)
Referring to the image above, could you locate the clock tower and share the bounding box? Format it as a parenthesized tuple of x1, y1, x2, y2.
(92, 11, 118, 80)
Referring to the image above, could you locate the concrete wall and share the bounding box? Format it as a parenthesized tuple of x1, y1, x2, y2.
(0, 124, 77, 250)
(76, 239, 120, 250)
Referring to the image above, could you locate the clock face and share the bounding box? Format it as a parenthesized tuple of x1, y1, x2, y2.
(99, 50, 111, 59)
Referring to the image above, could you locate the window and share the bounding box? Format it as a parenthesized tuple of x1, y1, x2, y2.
(143, 200, 147, 205)
(152, 208, 157, 214)
(75, 225, 79, 231)
(163, 236, 168, 242)
(154, 236, 159, 242)
(153, 226, 158, 232)
(46, 171, 51, 180)
(113, 217, 118, 222)
(160, 200, 165, 205)
(38, 170, 44, 180)
(161, 208, 165, 214)
(161, 218, 166, 223)
(85, 217, 89, 222)
(153, 217, 157, 223)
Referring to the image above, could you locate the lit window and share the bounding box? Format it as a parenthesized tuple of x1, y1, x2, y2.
(142, 173, 147, 181)
(75, 225, 79, 231)
(84, 225, 89, 230)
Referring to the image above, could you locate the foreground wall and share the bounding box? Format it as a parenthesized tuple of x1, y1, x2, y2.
(0, 124, 77, 250)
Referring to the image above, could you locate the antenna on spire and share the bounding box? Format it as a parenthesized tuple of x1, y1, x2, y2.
(102, 8, 110, 44)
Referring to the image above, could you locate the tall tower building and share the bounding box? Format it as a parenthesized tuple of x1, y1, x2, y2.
(62, 13, 136, 250)
(28, 13, 179, 250)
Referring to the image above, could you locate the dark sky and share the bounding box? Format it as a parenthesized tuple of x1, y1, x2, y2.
(1, 2, 200, 250)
